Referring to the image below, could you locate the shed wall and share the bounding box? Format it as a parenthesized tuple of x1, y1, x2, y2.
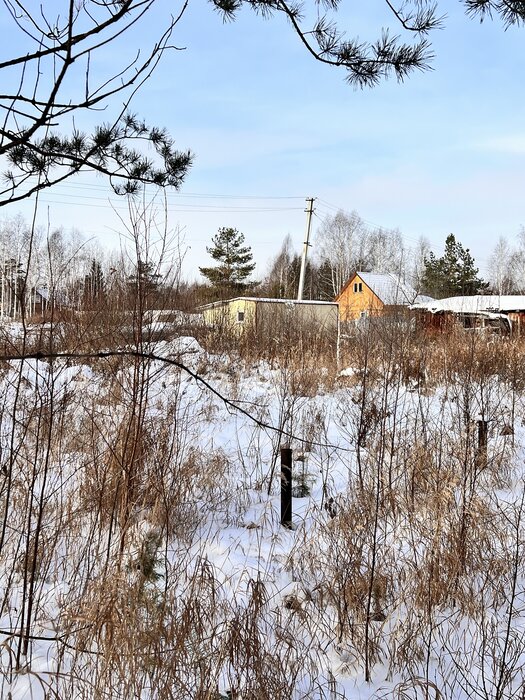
(255, 301, 338, 333)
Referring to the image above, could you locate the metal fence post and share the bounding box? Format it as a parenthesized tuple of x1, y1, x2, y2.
(477, 419, 488, 469)
(280, 447, 292, 529)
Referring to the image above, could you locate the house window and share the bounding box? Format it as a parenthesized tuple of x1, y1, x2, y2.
(353, 282, 363, 293)
(360, 310, 368, 318)
(237, 310, 245, 323)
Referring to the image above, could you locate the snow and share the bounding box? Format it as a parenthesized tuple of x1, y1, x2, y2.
(413, 294, 525, 314)
(357, 272, 431, 306)
(0, 330, 524, 698)
(198, 297, 339, 309)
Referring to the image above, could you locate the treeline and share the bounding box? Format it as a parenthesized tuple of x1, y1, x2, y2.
(0, 214, 189, 319)
(4, 209, 525, 321)
(199, 212, 488, 303)
(196, 211, 424, 304)
(261, 212, 415, 300)
(262, 213, 525, 301)
(0, 215, 108, 318)
(487, 230, 525, 295)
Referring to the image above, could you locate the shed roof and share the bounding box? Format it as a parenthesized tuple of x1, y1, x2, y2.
(412, 295, 525, 314)
(198, 297, 338, 311)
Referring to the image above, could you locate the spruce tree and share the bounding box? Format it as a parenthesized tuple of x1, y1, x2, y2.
(127, 260, 162, 308)
(421, 233, 487, 298)
(83, 259, 105, 304)
(200, 227, 256, 294)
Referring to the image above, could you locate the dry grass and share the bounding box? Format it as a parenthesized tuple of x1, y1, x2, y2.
(2, 306, 525, 698)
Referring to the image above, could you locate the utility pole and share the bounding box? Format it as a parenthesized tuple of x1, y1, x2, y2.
(297, 197, 314, 301)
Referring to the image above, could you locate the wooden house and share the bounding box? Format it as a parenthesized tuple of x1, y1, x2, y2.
(336, 272, 430, 322)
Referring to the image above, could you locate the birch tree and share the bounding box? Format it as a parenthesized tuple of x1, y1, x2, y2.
(488, 236, 514, 295)
(316, 211, 368, 297)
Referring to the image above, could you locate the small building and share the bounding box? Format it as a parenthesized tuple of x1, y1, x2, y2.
(412, 295, 525, 334)
(336, 272, 431, 322)
(199, 297, 339, 337)
(29, 287, 50, 316)
(0, 285, 49, 318)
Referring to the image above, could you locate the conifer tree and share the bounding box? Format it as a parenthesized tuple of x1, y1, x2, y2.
(83, 260, 105, 304)
(127, 260, 163, 310)
(421, 233, 487, 298)
(199, 227, 256, 294)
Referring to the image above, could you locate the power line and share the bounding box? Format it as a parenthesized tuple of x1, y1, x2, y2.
(314, 198, 449, 257)
(36, 196, 303, 213)
(7, 184, 498, 272)
(315, 200, 500, 274)
(23, 177, 305, 201)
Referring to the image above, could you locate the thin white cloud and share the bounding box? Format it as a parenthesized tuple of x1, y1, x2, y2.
(472, 135, 525, 155)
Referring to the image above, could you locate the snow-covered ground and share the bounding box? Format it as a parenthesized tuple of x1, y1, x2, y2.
(0, 328, 524, 699)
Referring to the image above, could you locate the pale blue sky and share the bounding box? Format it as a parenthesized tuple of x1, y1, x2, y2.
(3, 1, 525, 282)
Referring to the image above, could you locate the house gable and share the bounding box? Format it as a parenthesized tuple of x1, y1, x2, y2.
(336, 272, 422, 322)
(335, 272, 384, 322)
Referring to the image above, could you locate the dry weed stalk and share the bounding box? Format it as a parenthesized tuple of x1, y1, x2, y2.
(3, 267, 525, 699)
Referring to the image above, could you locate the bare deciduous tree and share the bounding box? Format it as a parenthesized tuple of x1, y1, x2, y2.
(488, 236, 514, 295)
(510, 227, 525, 293)
(365, 226, 406, 276)
(411, 235, 432, 292)
(265, 234, 297, 298)
(316, 210, 368, 297)
(316, 211, 407, 296)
